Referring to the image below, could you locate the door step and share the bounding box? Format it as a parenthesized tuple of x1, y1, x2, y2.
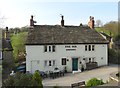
(72, 69, 81, 74)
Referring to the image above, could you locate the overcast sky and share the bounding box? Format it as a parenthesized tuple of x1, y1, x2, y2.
(0, 0, 119, 28)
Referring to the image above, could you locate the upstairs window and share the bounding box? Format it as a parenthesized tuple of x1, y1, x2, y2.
(85, 45, 95, 51)
(52, 45, 55, 52)
(89, 45, 91, 51)
(44, 45, 47, 52)
(92, 45, 95, 51)
(44, 45, 56, 52)
(49, 46, 51, 52)
(85, 45, 87, 51)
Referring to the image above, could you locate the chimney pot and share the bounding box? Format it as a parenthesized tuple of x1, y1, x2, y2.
(6, 27, 8, 31)
(30, 15, 34, 27)
(4, 27, 9, 39)
(61, 15, 64, 27)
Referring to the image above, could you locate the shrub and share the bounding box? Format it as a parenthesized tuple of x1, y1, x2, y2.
(86, 78, 104, 87)
(2, 72, 43, 88)
(32, 71, 43, 87)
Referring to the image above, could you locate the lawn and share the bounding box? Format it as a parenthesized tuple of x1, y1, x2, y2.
(10, 32, 28, 60)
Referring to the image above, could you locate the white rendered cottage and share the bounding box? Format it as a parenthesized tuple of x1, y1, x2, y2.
(26, 16, 109, 73)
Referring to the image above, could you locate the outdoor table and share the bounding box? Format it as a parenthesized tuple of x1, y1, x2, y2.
(49, 70, 64, 79)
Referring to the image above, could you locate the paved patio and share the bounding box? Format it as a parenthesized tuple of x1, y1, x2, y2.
(42, 64, 118, 86)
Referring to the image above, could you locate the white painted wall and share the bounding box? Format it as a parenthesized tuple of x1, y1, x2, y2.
(26, 44, 108, 73)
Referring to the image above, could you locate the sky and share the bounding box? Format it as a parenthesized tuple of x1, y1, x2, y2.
(0, 0, 119, 28)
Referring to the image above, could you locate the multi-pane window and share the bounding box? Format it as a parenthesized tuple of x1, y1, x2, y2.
(61, 58, 66, 65)
(49, 61, 51, 66)
(85, 45, 95, 51)
(44, 60, 55, 66)
(86, 57, 95, 63)
(44, 45, 56, 52)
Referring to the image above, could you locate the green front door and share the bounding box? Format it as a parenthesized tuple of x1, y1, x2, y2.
(72, 58, 78, 71)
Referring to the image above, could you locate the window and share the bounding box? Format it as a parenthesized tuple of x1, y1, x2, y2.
(65, 46, 70, 48)
(44, 45, 56, 52)
(89, 45, 91, 51)
(52, 45, 55, 52)
(85, 45, 95, 51)
(61, 58, 66, 65)
(49, 46, 51, 52)
(92, 45, 95, 51)
(53, 60, 55, 66)
(72, 46, 77, 48)
(49, 61, 51, 66)
(44, 60, 55, 66)
(44, 45, 47, 52)
(85, 45, 87, 51)
(44, 60, 47, 66)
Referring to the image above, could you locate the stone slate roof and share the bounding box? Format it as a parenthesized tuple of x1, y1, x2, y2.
(26, 25, 109, 45)
(2, 38, 13, 51)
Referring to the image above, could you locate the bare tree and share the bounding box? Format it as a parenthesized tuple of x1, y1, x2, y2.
(96, 20, 103, 27)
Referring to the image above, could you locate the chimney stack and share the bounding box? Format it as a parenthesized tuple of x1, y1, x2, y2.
(4, 27, 9, 39)
(61, 15, 64, 27)
(30, 15, 37, 28)
(88, 16, 95, 29)
(30, 15, 34, 26)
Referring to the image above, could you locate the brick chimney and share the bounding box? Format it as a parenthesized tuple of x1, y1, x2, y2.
(4, 27, 9, 39)
(30, 15, 34, 26)
(61, 15, 64, 27)
(88, 16, 95, 29)
(30, 15, 37, 27)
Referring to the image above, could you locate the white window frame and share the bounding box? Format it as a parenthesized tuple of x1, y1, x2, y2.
(85, 45, 95, 51)
(44, 60, 56, 67)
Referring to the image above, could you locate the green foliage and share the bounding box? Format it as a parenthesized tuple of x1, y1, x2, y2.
(95, 21, 119, 40)
(115, 34, 120, 41)
(95, 27, 111, 36)
(10, 32, 28, 59)
(32, 71, 43, 87)
(108, 49, 120, 64)
(2, 72, 43, 87)
(86, 78, 104, 87)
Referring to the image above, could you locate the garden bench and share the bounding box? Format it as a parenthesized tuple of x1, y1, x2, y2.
(71, 81, 85, 88)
